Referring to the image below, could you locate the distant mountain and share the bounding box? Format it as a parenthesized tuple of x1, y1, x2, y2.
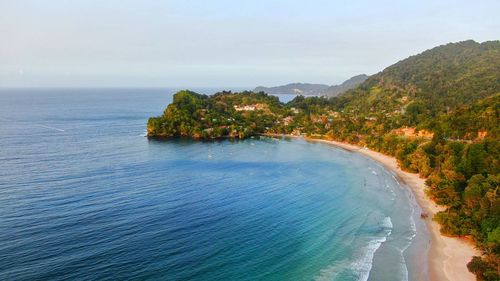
(254, 74, 368, 96)
(322, 74, 369, 97)
(254, 83, 329, 96)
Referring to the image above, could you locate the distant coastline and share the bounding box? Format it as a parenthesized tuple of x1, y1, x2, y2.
(263, 133, 479, 281)
(253, 74, 368, 97)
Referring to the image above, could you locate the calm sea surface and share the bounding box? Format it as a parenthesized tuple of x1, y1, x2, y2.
(0, 88, 429, 281)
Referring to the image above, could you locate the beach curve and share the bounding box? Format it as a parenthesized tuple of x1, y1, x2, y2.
(265, 134, 479, 281)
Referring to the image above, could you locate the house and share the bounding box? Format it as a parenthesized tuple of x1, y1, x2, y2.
(234, 105, 256, 111)
(283, 116, 294, 125)
(233, 103, 268, 112)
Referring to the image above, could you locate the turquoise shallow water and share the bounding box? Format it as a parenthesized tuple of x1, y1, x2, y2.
(0, 89, 429, 281)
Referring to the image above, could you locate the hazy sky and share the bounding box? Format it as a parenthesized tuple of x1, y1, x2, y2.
(1, 0, 499, 88)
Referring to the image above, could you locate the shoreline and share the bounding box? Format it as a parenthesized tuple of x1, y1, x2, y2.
(264, 134, 478, 281)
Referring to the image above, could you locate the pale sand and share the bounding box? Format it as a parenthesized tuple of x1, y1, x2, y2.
(265, 134, 479, 281)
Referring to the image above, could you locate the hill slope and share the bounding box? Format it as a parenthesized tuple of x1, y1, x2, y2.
(322, 74, 369, 96)
(334, 40, 500, 139)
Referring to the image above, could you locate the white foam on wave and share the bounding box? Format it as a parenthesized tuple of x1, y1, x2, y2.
(407, 210, 417, 240)
(364, 161, 418, 281)
(314, 217, 393, 281)
(351, 236, 387, 281)
(391, 174, 398, 183)
(392, 177, 419, 281)
(381, 216, 393, 229)
(351, 217, 394, 281)
(384, 179, 397, 200)
(396, 216, 417, 281)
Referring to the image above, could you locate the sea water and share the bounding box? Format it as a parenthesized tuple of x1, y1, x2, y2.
(0, 88, 429, 280)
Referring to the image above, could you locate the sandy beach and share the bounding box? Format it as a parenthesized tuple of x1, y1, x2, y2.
(266, 134, 479, 281)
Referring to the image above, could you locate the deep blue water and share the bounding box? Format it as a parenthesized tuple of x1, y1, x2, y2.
(0, 88, 429, 281)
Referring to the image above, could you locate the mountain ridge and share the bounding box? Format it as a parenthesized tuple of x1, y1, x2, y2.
(254, 74, 368, 97)
(254, 82, 329, 96)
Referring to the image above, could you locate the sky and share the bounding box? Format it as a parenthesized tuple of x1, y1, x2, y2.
(1, 0, 499, 88)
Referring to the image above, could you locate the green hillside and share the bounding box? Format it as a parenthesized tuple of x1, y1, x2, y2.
(334, 40, 500, 138)
(330, 41, 500, 280)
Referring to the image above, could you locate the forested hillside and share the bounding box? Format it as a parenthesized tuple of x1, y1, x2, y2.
(313, 40, 500, 280)
(147, 90, 283, 139)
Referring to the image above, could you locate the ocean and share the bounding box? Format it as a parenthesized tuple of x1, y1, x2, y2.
(0, 88, 429, 281)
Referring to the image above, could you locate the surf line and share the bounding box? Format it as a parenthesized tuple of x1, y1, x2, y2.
(0, 116, 65, 132)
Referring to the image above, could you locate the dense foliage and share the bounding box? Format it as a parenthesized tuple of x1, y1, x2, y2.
(321, 40, 500, 280)
(147, 90, 284, 139)
(149, 40, 500, 279)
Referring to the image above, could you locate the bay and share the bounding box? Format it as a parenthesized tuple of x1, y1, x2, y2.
(0, 88, 429, 281)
